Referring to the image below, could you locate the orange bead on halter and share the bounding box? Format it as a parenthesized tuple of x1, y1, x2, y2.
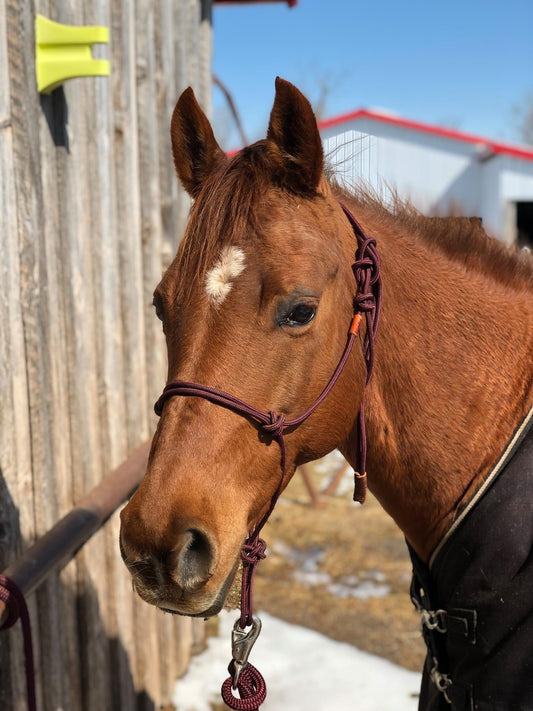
(349, 313, 363, 336)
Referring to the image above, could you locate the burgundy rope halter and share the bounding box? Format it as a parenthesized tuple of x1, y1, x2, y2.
(0, 575, 36, 711)
(154, 202, 381, 709)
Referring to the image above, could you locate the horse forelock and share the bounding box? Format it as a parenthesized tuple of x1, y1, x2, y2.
(170, 140, 328, 304)
(170, 142, 276, 300)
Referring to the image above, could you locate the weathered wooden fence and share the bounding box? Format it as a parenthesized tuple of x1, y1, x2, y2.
(0, 1, 212, 708)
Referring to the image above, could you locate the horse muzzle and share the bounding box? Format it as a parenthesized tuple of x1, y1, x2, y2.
(119, 512, 240, 617)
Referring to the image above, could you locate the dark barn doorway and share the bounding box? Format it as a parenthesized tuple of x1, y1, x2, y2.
(516, 201, 533, 248)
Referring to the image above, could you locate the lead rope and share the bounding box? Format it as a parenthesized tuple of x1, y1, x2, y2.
(0, 575, 37, 711)
(154, 201, 382, 710)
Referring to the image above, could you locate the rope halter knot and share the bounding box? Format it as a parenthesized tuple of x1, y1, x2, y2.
(262, 411, 286, 439)
(352, 237, 380, 316)
(241, 537, 267, 566)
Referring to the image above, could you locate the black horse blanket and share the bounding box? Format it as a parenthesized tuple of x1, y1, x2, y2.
(410, 409, 533, 710)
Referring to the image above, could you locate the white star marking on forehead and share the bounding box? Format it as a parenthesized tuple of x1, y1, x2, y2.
(205, 246, 246, 306)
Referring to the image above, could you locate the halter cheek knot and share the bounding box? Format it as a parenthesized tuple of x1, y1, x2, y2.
(241, 537, 267, 565)
(262, 412, 286, 439)
(352, 255, 374, 281)
(353, 236, 381, 283)
(354, 290, 377, 314)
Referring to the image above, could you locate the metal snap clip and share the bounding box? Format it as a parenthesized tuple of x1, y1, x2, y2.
(231, 615, 262, 689)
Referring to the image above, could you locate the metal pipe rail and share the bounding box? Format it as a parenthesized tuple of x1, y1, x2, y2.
(0, 439, 151, 625)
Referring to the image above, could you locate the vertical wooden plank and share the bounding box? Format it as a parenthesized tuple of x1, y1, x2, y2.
(35, 0, 84, 703)
(108, 1, 146, 706)
(105, 514, 139, 709)
(84, 0, 126, 472)
(0, 0, 28, 570)
(172, 0, 193, 242)
(172, 618, 194, 681)
(4, 0, 41, 545)
(198, 0, 213, 118)
(156, 0, 178, 268)
(184, 0, 199, 93)
(0, 2, 33, 707)
(82, 0, 136, 708)
(135, 1, 165, 705)
(3, 0, 70, 707)
(111, 0, 148, 453)
(136, 0, 167, 417)
(52, 0, 111, 706)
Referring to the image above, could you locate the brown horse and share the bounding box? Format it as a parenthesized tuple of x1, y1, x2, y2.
(120, 78, 533, 708)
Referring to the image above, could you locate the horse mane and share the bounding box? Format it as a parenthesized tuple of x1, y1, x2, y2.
(175, 144, 532, 299)
(334, 182, 533, 294)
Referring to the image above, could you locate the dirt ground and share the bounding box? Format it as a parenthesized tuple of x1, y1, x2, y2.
(232, 452, 426, 673)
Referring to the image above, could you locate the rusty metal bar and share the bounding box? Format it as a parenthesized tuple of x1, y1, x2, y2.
(0, 439, 151, 624)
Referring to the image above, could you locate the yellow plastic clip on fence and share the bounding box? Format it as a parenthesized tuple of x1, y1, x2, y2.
(35, 14, 110, 94)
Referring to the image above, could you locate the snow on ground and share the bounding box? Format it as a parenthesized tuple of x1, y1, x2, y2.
(173, 610, 421, 711)
(271, 540, 392, 600)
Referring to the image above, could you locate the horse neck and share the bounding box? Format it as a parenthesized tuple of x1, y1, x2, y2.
(342, 200, 533, 560)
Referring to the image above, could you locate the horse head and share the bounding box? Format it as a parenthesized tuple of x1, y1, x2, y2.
(119, 78, 367, 617)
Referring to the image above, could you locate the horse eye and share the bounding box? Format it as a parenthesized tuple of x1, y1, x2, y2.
(283, 304, 317, 327)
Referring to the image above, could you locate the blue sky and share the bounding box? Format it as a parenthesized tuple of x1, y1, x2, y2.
(211, 0, 532, 150)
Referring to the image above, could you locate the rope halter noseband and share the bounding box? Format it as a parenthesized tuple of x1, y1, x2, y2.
(153, 202, 382, 709)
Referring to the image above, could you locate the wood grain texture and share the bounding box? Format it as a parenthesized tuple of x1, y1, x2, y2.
(0, 2, 33, 706)
(0, 0, 211, 707)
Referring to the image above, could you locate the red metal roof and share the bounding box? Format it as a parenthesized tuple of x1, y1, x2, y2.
(318, 109, 533, 162)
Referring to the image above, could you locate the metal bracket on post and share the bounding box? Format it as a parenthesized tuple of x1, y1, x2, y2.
(35, 14, 110, 94)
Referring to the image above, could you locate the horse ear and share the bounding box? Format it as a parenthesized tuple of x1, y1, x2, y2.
(170, 87, 226, 198)
(267, 77, 323, 193)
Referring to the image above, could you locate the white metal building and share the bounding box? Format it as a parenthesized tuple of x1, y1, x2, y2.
(320, 110, 533, 246)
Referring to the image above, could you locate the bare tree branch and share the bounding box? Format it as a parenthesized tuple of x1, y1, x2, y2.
(513, 91, 533, 145)
(213, 74, 248, 147)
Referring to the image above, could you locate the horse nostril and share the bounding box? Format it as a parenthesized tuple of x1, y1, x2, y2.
(170, 528, 215, 592)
